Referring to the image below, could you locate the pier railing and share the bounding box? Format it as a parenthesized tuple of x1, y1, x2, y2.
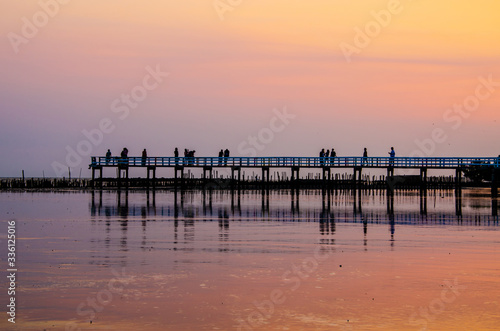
(90, 156, 500, 169)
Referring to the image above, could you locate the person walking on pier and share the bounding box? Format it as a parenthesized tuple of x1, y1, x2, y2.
(389, 147, 395, 167)
(224, 148, 230, 166)
(362, 148, 368, 166)
(218, 149, 224, 166)
(105, 149, 112, 165)
(174, 147, 179, 165)
(142, 149, 147, 166)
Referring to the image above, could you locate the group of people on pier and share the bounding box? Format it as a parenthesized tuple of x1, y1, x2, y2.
(103, 146, 396, 167)
(173, 147, 231, 166)
(318, 147, 395, 166)
(318, 148, 337, 166)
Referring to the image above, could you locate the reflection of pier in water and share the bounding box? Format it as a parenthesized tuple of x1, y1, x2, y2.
(88, 188, 499, 266)
(90, 188, 499, 226)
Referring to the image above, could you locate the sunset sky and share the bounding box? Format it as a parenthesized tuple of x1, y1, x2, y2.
(1, 0, 499, 177)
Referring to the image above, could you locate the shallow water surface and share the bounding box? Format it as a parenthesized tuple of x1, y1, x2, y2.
(1, 188, 499, 330)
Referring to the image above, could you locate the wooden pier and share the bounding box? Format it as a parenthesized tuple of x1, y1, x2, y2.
(89, 155, 499, 193)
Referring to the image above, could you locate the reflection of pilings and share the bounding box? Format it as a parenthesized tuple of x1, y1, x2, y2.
(455, 187, 462, 216)
(363, 217, 368, 249)
(353, 189, 362, 215)
(230, 188, 241, 215)
(492, 197, 498, 217)
(291, 188, 300, 213)
(261, 189, 270, 214)
(420, 189, 427, 215)
(174, 188, 179, 219)
(389, 213, 395, 245)
(319, 192, 335, 245)
(386, 190, 394, 215)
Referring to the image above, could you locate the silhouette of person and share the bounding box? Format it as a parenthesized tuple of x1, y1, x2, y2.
(389, 147, 395, 167)
(105, 149, 112, 165)
(362, 148, 368, 166)
(320, 148, 325, 166)
(218, 149, 224, 166)
(142, 149, 147, 166)
(224, 148, 230, 166)
(190, 150, 196, 165)
(120, 148, 129, 166)
(331, 148, 336, 165)
(174, 147, 179, 165)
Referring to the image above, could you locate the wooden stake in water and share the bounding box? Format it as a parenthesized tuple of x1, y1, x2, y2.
(22, 170, 25, 181)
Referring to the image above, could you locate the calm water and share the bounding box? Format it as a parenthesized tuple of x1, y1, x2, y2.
(1, 188, 499, 330)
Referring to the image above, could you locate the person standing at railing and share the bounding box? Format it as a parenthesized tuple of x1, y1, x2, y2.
(120, 148, 129, 166)
(218, 149, 223, 166)
(319, 148, 325, 166)
(325, 149, 330, 165)
(142, 149, 147, 166)
(362, 148, 368, 166)
(190, 150, 196, 165)
(389, 147, 395, 167)
(105, 149, 112, 165)
(224, 148, 230, 166)
(330, 148, 336, 166)
(174, 147, 179, 165)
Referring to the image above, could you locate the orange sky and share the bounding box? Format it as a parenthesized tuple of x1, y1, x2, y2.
(1, 0, 499, 176)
